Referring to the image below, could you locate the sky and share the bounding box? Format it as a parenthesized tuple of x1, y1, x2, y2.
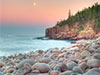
(0, 0, 100, 26)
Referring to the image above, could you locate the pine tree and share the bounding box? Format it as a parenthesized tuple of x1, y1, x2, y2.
(68, 9, 71, 18)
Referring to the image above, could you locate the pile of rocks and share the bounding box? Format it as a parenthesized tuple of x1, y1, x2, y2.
(1, 37, 100, 75)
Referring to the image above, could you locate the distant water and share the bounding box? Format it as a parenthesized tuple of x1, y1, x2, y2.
(0, 26, 72, 56)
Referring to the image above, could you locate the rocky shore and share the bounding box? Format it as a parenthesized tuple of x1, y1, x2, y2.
(1, 37, 100, 75)
(46, 25, 100, 40)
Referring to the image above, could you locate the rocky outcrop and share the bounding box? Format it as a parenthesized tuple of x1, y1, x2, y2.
(46, 21, 100, 40)
(46, 24, 78, 40)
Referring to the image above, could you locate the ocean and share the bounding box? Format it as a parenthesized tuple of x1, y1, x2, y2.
(0, 26, 72, 56)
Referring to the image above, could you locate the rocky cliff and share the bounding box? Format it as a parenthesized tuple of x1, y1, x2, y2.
(46, 22, 98, 40)
(46, 3, 100, 40)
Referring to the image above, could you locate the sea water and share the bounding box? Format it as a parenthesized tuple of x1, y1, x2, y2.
(0, 26, 72, 56)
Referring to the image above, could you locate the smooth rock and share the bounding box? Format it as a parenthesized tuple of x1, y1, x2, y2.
(16, 59, 36, 69)
(83, 71, 100, 75)
(39, 58, 51, 64)
(67, 61, 78, 70)
(72, 66, 83, 74)
(32, 63, 50, 73)
(75, 52, 81, 59)
(81, 51, 90, 58)
(54, 63, 67, 72)
(79, 62, 88, 72)
(22, 63, 32, 74)
(3, 66, 15, 73)
(87, 59, 100, 68)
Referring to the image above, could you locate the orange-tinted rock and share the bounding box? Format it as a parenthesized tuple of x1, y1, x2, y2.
(50, 70, 60, 75)
(32, 63, 50, 73)
(57, 53, 66, 60)
(37, 50, 43, 55)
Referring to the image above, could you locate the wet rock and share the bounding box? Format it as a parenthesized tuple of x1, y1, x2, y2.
(81, 51, 90, 58)
(15, 69, 24, 75)
(87, 59, 100, 68)
(54, 63, 68, 72)
(72, 66, 83, 74)
(32, 63, 50, 73)
(67, 61, 78, 70)
(79, 62, 88, 72)
(16, 59, 36, 69)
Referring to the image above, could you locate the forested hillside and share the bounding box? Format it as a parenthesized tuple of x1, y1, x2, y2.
(57, 3, 100, 29)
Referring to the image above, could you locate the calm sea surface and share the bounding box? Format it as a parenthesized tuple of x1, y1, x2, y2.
(0, 26, 72, 56)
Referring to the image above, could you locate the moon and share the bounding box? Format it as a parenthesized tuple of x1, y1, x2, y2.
(33, 2, 36, 6)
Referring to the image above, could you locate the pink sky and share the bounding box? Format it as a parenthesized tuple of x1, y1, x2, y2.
(0, 0, 100, 26)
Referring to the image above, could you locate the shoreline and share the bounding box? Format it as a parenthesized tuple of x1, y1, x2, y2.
(0, 38, 100, 75)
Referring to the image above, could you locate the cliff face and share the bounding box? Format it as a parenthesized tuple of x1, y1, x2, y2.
(46, 23, 78, 40)
(46, 20, 100, 40)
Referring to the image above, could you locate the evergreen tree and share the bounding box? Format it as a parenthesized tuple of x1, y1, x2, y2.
(68, 9, 71, 18)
